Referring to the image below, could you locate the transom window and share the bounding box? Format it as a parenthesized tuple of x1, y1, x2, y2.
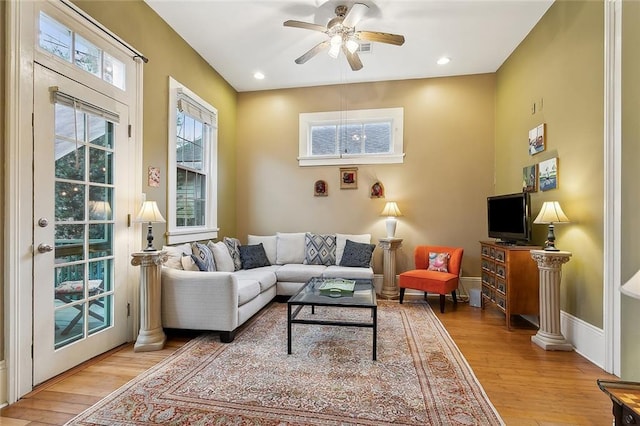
(167, 78, 218, 244)
(38, 12, 126, 90)
(299, 108, 404, 166)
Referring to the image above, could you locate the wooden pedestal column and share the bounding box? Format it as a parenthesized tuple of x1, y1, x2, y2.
(131, 250, 168, 352)
(530, 250, 573, 351)
(378, 238, 403, 299)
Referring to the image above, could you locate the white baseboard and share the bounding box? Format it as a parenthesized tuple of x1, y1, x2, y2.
(0, 360, 7, 408)
(561, 310, 606, 369)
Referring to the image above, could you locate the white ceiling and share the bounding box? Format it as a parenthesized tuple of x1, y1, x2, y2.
(144, 0, 554, 92)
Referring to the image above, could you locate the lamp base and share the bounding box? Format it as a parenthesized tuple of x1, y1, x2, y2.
(145, 223, 156, 251)
(544, 223, 558, 251)
(385, 217, 397, 238)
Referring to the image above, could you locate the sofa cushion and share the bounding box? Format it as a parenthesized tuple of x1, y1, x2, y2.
(163, 243, 192, 270)
(323, 265, 374, 280)
(181, 255, 201, 271)
(191, 242, 216, 272)
(335, 234, 371, 265)
(276, 232, 306, 264)
(224, 237, 242, 271)
(209, 241, 235, 272)
(236, 279, 261, 306)
(233, 266, 278, 292)
(275, 263, 327, 282)
(247, 235, 277, 265)
(303, 233, 336, 266)
(339, 239, 376, 268)
(239, 243, 271, 269)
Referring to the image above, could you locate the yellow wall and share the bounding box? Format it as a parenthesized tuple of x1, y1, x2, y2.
(495, 0, 604, 327)
(237, 75, 496, 275)
(621, 0, 640, 379)
(72, 0, 238, 242)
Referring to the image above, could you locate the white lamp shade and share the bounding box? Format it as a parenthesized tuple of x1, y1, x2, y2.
(380, 201, 403, 217)
(534, 201, 570, 224)
(88, 200, 112, 220)
(135, 201, 166, 223)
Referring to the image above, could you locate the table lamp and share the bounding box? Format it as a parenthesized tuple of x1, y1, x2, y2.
(135, 200, 166, 251)
(380, 201, 403, 238)
(533, 201, 570, 251)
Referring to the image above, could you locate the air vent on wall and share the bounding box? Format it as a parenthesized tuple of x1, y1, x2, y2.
(358, 42, 372, 54)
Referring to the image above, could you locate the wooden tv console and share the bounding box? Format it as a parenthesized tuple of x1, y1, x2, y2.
(480, 241, 541, 329)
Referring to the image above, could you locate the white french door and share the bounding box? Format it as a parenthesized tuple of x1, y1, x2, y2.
(32, 64, 131, 384)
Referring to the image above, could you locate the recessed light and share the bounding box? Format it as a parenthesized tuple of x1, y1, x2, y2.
(437, 57, 451, 65)
(254, 71, 265, 80)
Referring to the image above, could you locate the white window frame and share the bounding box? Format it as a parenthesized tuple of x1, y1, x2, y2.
(298, 107, 405, 166)
(167, 77, 218, 244)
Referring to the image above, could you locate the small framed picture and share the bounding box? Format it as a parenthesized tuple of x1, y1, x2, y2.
(148, 166, 160, 187)
(539, 157, 558, 191)
(340, 167, 358, 190)
(370, 181, 384, 198)
(522, 165, 537, 193)
(314, 180, 328, 197)
(528, 123, 546, 156)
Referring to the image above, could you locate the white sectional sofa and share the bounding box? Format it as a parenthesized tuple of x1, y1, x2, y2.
(160, 232, 375, 342)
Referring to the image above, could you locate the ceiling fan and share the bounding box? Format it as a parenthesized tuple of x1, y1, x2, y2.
(283, 3, 405, 71)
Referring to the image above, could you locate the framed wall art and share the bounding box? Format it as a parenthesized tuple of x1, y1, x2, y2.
(340, 167, 358, 189)
(522, 165, 537, 193)
(528, 123, 546, 156)
(538, 157, 558, 191)
(314, 180, 328, 197)
(148, 166, 160, 187)
(370, 181, 384, 198)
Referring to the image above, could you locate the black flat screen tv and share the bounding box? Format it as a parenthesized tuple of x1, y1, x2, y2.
(487, 192, 531, 244)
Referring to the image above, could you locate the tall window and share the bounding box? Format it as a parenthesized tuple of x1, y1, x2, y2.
(299, 108, 404, 166)
(167, 78, 218, 244)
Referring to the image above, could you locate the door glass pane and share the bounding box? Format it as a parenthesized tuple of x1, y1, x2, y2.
(89, 147, 113, 184)
(74, 34, 102, 77)
(55, 182, 85, 221)
(53, 102, 116, 350)
(55, 224, 85, 262)
(103, 52, 125, 90)
(39, 12, 72, 62)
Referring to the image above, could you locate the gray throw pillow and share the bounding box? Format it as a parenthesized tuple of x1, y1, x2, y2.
(224, 237, 242, 271)
(339, 239, 375, 268)
(303, 233, 336, 266)
(239, 243, 271, 270)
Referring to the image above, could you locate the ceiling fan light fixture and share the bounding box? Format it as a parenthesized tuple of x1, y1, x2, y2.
(346, 38, 359, 54)
(328, 42, 341, 58)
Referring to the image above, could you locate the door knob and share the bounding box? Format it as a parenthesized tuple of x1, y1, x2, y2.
(37, 243, 53, 253)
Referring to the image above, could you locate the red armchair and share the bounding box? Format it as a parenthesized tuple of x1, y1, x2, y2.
(398, 245, 464, 313)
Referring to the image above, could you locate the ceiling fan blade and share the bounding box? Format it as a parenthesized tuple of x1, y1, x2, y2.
(283, 20, 327, 33)
(342, 45, 363, 71)
(342, 3, 369, 28)
(357, 31, 405, 46)
(295, 41, 329, 64)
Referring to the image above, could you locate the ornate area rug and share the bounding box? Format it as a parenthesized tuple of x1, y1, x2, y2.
(67, 300, 503, 425)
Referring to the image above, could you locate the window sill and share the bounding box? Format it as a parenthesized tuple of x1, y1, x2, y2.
(298, 153, 405, 167)
(166, 227, 219, 245)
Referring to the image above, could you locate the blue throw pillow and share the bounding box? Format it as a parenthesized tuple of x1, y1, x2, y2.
(239, 243, 271, 270)
(339, 239, 375, 268)
(191, 242, 216, 272)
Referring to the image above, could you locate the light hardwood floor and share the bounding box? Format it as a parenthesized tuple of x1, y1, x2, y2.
(0, 298, 617, 425)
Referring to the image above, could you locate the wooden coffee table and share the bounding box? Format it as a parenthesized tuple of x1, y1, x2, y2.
(287, 277, 377, 360)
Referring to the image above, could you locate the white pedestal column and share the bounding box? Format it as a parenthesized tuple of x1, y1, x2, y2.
(131, 250, 168, 352)
(530, 250, 573, 351)
(378, 238, 403, 299)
